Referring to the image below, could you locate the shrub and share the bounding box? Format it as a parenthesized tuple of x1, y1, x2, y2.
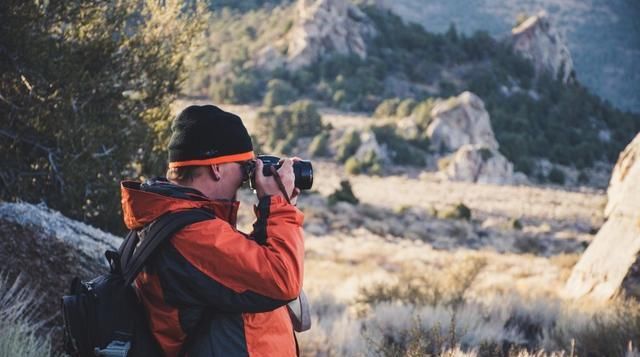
(396, 99, 418, 117)
(344, 151, 382, 176)
(511, 218, 523, 230)
(255, 100, 323, 149)
(288, 100, 323, 137)
(263, 79, 298, 107)
(548, 167, 566, 185)
(210, 73, 262, 104)
(344, 157, 362, 175)
(308, 132, 331, 157)
(440, 203, 471, 220)
(327, 180, 359, 205)
(336, 131, 362, 163)
(412, 98, 437, 128)
(373, 98, 402, 118)
(371, 125, 426, 166)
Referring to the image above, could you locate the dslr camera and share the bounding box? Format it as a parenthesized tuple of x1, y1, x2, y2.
(247, 155, 313, 190)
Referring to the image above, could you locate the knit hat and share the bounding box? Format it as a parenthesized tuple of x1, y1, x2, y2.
(168, 105, 254, 168)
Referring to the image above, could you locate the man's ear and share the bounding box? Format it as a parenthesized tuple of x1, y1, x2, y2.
(209, 164, 221, 181)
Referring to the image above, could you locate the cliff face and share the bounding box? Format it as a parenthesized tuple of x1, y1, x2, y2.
(257, 0, 375, 70)
(287, 0, 375, 69)
(564, 134, 640, 301)
(511, 11, 574, 84)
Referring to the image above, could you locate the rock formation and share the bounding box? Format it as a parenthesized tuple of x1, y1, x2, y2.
(564, 133, 640, 300)
(355, 130, 389, 164)
(443, 145, 514, 185)
(511, 11, 574, 84)
(257, 0, 375, 70)
(427, 91, 499, 153)
(0, 202, 120, 350)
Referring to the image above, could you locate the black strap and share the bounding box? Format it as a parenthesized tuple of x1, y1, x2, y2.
(117, 230, 139, 274)
(120, 209, 214, 286)
(269, 165, 291, 204)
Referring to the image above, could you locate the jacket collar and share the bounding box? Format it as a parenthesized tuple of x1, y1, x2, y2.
(120, 177, 239, 230)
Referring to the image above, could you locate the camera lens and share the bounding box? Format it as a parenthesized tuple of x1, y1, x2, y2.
(293, 160, 313, 190)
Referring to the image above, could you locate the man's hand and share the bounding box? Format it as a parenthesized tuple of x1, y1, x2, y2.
(255, 158, 300, 205)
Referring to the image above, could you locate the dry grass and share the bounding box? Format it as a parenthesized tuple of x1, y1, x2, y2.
(0, 274, 54, 357)
(204, 107, 631, 356)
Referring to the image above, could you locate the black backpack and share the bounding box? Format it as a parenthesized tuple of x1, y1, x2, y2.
(62, 209, 214, 357)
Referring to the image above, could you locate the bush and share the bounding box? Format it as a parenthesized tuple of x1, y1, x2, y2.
(548, 167, 566, 185)
(308, 132, 330, 157)
(255, 100, 323, 149)
(288, 100, 323, 136)
(263, 79, 298, 107)
(210, 73, 262, 104)
(440, 203, 471, 220)
(371, 125, 426, 166)
(327, 180, 359, 205)
(373, 98, 402, 118)
(412, 98, 437, 128)
(396, 99, 417, 117)
(344, 151, 382, 176)
(336, 131, 362, 163)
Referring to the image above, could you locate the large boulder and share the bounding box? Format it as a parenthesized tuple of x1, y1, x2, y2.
(511, 11, 574, 84)
(442, 145, 514, 185)
(0, 202, 120, 351)
(427, 91, 499, 152)
(564, 133, 640, 300)
(258, 0, 375, 71)
(355, 130, 389, 164)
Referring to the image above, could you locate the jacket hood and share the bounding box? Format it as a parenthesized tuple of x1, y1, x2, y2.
(121, 178, 240, 230)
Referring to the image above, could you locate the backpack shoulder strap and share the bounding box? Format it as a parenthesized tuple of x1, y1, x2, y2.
(122, 209, 214, 285)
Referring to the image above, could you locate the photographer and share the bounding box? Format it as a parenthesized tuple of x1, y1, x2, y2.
(120, 105, 305, 356)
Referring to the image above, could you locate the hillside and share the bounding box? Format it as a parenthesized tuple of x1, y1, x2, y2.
(184, 1, 640, 185)
(379, 0, 640, 113)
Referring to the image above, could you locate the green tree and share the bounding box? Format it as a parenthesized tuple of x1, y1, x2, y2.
(0, 0, 201, 233)
(263, 79, 297, 108)
(255, 100, 323, 150)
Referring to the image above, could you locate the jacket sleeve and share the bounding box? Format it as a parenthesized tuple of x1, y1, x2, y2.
(153, 195, 305, 313)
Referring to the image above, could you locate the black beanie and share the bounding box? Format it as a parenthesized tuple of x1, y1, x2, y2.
(168, 105, 254, 168)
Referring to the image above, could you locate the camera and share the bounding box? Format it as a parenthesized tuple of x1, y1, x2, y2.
(249, 155, 313, 190)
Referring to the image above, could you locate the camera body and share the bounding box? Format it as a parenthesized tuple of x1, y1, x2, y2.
(250, 155, 313, 190)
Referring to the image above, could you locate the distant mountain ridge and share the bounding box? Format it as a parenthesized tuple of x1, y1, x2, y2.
(377, 0, 640, 113)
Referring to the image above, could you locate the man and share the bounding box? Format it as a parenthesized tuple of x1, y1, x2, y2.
(120, 105, 304, 356)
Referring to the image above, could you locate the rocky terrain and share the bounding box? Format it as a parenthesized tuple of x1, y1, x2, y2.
(256, 0, 376, 70)
(511, 11, 574, 83)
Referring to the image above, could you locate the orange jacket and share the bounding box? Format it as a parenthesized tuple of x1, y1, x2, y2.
(120, 179, 305, 356)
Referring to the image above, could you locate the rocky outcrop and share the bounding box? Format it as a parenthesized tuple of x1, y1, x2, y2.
(511, 11, 574, 84)
(427, 91, 499, 152)
(355, 130, 389, 163)
(443, 145, 514, 185)
(0, 202, 120, 350)
(564, 134, 640, 300)
(257, 0, 375, 70)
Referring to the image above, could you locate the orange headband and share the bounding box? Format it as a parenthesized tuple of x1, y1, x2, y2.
(169, 151, 255, 168)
